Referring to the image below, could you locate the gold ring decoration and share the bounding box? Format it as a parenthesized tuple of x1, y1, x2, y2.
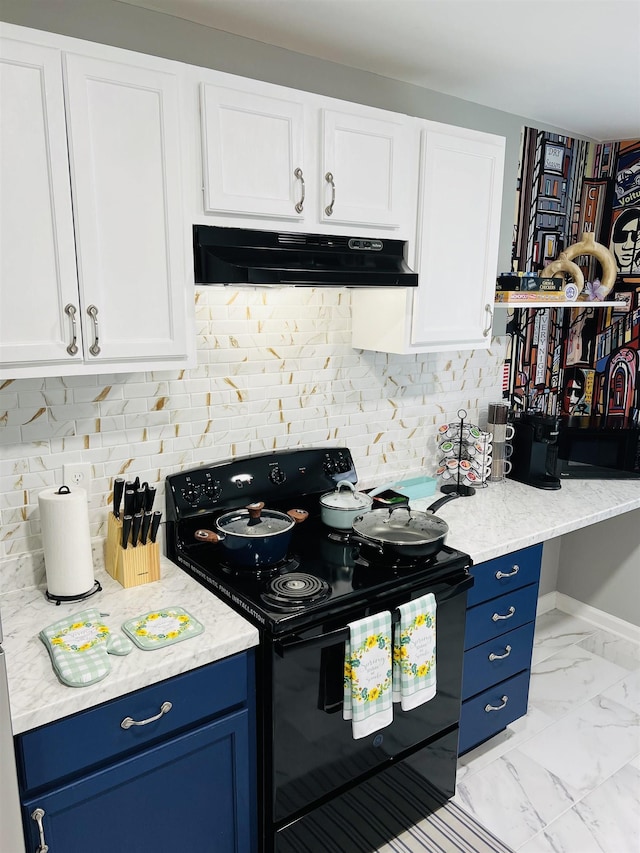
(541, 231, 616, 301)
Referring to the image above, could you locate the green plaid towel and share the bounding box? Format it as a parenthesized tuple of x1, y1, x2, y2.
(40, 608, 132, 688)
(343, 611, 393, 739)
(392, 593, 437, 711)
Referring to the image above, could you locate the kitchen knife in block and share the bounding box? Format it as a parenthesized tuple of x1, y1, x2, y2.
(113, 478, 125, 518)
(121, 515, 133, 549)
(141, 511, 152, 545)
(150, 511, 162, 543)
(131, 512, 143, 547)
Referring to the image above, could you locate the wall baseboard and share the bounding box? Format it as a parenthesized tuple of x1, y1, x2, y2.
(538, 590, 640, 643)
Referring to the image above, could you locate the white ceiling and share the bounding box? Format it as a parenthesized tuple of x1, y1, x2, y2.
(117, 0, 640, 141)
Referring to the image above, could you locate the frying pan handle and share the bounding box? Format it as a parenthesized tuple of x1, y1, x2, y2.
(426, 493, 460, 514)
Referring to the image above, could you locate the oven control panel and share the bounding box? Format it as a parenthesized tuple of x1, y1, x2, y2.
(166, 447, 357, 517)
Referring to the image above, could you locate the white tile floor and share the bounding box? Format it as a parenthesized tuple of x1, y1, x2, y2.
(453, 609, 640, 852)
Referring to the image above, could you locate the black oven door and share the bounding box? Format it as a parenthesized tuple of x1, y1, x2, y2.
(259, 569, 471, 842)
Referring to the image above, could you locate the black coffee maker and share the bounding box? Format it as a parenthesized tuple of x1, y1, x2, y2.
(509, 412, 561, 490)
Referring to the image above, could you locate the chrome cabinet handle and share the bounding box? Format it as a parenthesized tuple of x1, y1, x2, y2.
(485, 695, 508, 712)
(483, 303, 493, 337)
(87, 304, 101, 356)
(64, 304, 79, 356)
(294, 167, 305, 213)
(496, 564, 519, 579)
(121, 700, 172, 729)
(489, 644, 512, 661)
(492, 605, 516, 622)
(31, 807, 49, 853)
(324, 171, 336, 216)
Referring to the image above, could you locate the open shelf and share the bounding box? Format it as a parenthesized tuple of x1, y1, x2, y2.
(494, 299, 620, 309)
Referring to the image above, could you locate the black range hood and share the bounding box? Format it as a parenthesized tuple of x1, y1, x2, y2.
(193, 225, 418, 287)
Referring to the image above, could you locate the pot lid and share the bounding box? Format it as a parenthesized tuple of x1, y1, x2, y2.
(216, 503, 294, 537)
(320, 480, 372, 511)
(352, 506, 448, 545)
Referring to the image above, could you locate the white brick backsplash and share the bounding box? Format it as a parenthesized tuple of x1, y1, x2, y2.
(0, 288, 507, 581)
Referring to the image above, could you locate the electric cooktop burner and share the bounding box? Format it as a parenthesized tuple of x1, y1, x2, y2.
(219, 555, 301, 579)
(261, 572, 331, 610)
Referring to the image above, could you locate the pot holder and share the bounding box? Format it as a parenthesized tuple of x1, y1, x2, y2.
(39, 608, 133, 688)
(122, 606, 204, 650)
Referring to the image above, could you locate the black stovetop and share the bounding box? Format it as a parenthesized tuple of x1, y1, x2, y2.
(165, 448, 471, 634)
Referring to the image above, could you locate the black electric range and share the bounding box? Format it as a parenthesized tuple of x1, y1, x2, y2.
(165, 447, 473, 853)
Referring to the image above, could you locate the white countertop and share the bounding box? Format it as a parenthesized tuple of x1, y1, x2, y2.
(1, 556, 259, 735)
(409, 477, 640, 564)
(2, 476, 638, 736)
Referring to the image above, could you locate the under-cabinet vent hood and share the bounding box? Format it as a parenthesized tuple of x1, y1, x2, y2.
(193, 225, 418, 287)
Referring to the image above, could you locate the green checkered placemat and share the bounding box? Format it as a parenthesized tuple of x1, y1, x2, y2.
(122, 606, 204, 650)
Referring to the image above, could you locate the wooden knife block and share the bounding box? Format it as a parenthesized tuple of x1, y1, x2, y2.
(105, 513, 160, 588)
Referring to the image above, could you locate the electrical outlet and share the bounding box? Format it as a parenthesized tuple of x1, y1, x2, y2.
(63, 463, 92, 491)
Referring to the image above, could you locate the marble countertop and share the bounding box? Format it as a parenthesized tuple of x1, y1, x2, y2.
(1, 556, 259, 735)
(2, 476, 638, 736)
(408, 477, 640, 563)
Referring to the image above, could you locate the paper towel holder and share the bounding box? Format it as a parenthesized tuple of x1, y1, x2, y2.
(43, 485, 102, 606)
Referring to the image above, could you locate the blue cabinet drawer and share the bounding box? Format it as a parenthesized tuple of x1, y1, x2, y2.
(467, 544, 542, 607)
(464, 583, 537, 650)
(462, 621, 535, 700)
(458, 670, 530, 755)
(17, 652, 251, 793)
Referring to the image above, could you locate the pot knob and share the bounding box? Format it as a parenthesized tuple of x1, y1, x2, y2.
(246, 501, 265, 521)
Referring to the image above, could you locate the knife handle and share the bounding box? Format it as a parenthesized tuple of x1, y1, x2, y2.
(135, 488, 146, 514)
(141, 511, 152, 545)
(124, 488, 136, 517)
(113, 477, 125, 519)
(131, 512, 143, 547)
(149, 511, 162, 543)
(121, 515, 133, 550)
(144, 485, 156, 513)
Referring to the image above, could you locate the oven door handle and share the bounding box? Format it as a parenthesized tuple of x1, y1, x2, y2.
(274, 572, 473, 657)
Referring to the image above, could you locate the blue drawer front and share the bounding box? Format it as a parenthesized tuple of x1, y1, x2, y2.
(462, 620, 535, 700)
(458, 670, 530, 755)
(464, 583, 538, 650)
(467, 543, 542, 607)
(18, 652, 250, 793)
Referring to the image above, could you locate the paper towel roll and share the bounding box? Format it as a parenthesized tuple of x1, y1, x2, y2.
(38, 485, 96, 597)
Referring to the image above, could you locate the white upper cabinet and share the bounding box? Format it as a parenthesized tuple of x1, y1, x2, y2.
(0, 39, 80, 367)
(352, 123, 505, 354)
(200, 85, 305, 219)
(320, 109, 406, 228)
(196, 75, 417, 237)
(0, 27, 194, 379)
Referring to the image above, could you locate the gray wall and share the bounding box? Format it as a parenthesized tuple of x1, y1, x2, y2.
(0, 0, 592, 280)
(557, 511, 640, 628)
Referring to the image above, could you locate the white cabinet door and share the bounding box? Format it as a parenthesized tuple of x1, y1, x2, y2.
(351, 124, 504, 354)
(0, 39, 81, 367)
(200, 84, 305, 219)
(64, 53, 188, 363)
(411, 127, 504, 350)
(320, 109, 408, 228)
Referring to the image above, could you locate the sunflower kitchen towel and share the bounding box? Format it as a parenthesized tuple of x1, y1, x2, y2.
(343, 611, 393, 739)
(392, 593, 437, 711)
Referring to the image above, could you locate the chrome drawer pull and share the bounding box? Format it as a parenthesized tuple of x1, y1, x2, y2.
(294, 167, 305, 212)
(121, 700, 172, 729)
(492, 606, 516, 622)
(485, 695, 508, 712)
(31, 807, 49, 853)
(489, 644, 512, 661)
(495, 565, 519, 579)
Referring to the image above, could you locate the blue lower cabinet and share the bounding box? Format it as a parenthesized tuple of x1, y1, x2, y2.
(18, 652, 256, 853)
(458, 671, 531, 755)
(458, 545, 542, 756)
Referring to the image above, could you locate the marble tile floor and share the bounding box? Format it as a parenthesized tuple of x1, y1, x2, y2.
(453, 609, 640, 852)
